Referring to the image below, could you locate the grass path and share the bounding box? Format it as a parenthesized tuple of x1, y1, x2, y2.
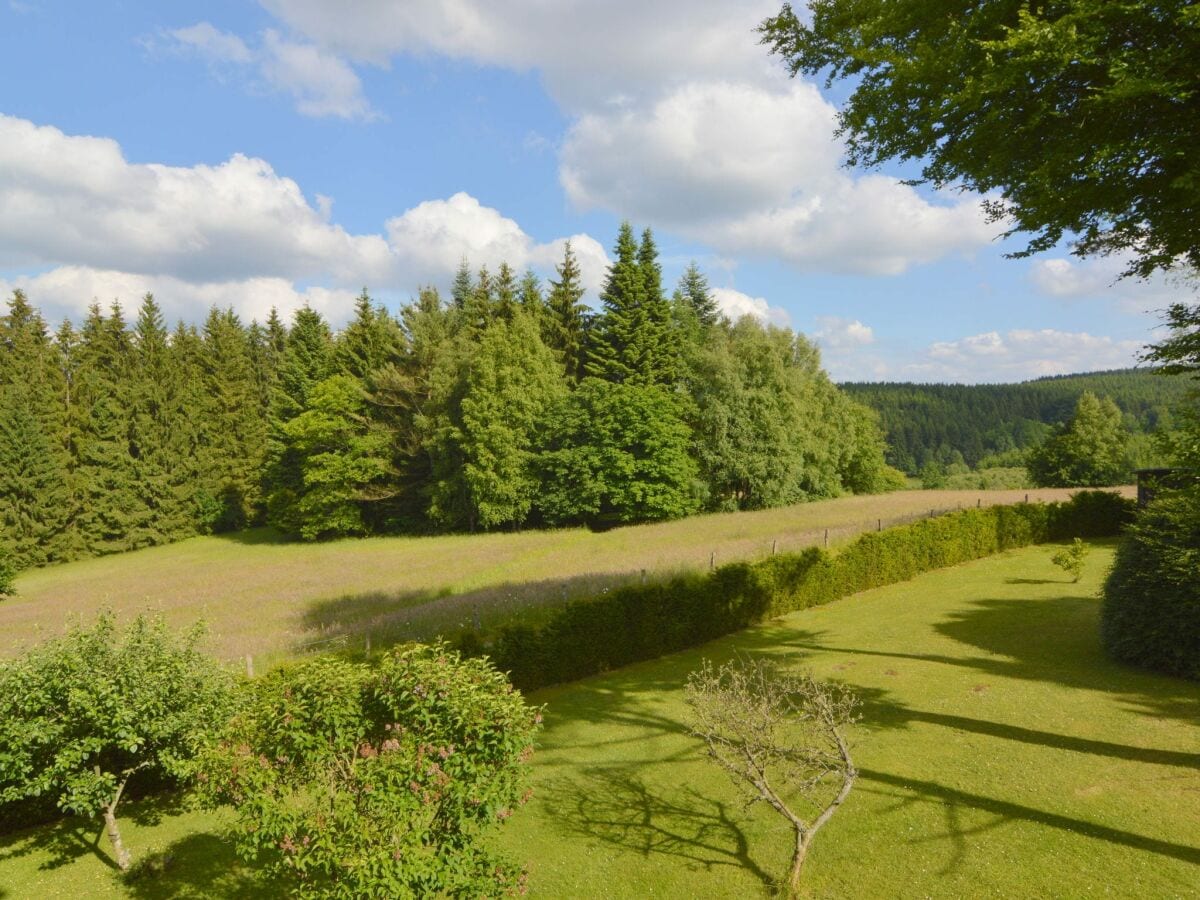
(1, 488, 1115, 665)
(2, 540, 1195, 898)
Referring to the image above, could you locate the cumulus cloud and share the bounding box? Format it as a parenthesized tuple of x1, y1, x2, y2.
(0, 114, 607, 322)
(162, 22, 376, 120)
(562, 82, 996, 274)
(711, 287, 790, 326)
(0, 267, 357, 326)
(246, 2, 999, 275)
(906, 329, 1144, 383)
(814, 316, 875, 349)
(1029, 256, 1193, 313)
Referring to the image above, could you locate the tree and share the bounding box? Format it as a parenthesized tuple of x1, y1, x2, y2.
(1145, 300, 1200, 469)
(674, 261, 720, 327)
(335, 289, 406, 381)
(761, 1, 1200, 279)
(536, 378, 700, 527)
(544, 241, 590, 382)
(270, 374, 398, 540)
(1027, 392, 1130, 487)
(0, 544, 16, 597)
(196, 643, 541, 897)
(0, 613, 234, 871)
(586, 222, 650, 384)
(685, 658, 858, 895)
(1051, 538, 1089, 583)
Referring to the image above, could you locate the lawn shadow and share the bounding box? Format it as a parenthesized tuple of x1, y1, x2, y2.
(121, 832, 288, 899)
(1004, 577, 1056, 585)
(297, 571, 640, 656)
(539, 769, 777, 893)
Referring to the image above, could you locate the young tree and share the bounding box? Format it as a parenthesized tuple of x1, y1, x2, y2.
(196, 643, 541, 897)
(761, 0, 1200, 279)
(685, 658, 859, 896)
(1027, 392, 1130, 487)
(0, 614, 235, 871)
(1051, 538, 1089, 583)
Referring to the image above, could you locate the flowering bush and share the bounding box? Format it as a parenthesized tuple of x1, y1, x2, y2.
(196, 642, 541, 898)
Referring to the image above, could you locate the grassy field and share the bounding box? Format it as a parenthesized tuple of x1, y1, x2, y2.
(2, 540, 1195, 898)
(1, 487, 1117, 666)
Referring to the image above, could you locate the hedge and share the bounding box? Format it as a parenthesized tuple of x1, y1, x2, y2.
(459, 492, 1133, 691)
(1101, 487, 1200, 680)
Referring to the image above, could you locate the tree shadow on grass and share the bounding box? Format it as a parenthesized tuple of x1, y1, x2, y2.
(121, 832, 287, 900)
(0, 815, 113, 873)
(539, 769, 777, 894)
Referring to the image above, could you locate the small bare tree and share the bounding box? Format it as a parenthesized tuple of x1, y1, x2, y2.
(684, 657, 859, 896)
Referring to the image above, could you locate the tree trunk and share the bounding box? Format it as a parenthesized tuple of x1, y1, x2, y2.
(104, 805, 131, 871)
(788, 829, 809, 897)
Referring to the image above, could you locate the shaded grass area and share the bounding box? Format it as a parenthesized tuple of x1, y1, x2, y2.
(3, 541, 1195, 898)
(2, 488, 1113, 665)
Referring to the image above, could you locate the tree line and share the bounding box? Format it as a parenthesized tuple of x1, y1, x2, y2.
(0, 222, 895, 570)
(842, 370, 1189, 474)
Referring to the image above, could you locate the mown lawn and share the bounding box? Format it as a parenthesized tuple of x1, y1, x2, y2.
(1, 487, 1106, 667)
(2, 540, 1195, 898)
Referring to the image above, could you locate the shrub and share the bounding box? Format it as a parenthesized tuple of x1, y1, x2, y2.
(1101, 487, 1200, 679)
(462, 492, 1130, 691)
(0, 613, 235, 871)
(196, 642, 541, 898)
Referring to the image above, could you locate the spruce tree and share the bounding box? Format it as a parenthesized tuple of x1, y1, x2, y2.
(638, 227, 679, 384)
(495, 262, 519, 321)
(545, 241, 589, 382)
(518, 268, 545, 323)
(675, 262, 720, 326)
(586, 222, 648, 384)
(336, 289, 406, 381)
(451, 258, 474, 309)
(74, 303, 139, 555)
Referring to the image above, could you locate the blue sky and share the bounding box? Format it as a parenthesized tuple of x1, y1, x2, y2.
(0, 0, 1184, 382)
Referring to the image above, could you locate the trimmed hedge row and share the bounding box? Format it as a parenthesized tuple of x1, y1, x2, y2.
(460, 491, 1133, 691)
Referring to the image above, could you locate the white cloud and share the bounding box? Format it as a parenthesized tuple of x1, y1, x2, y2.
(906, 329, 1144, 383)
(711, 287, 790, 326)
(249, 2, 1000, 275)
(259, 0, 778, 108)
(563, 81, 996, 274)
(0, 267, 357, 326)
(814, 316, 875, 348)
(0, 114, 607, 321)
(1029, 256, 1193, 313)
(162, 22, 376, 120)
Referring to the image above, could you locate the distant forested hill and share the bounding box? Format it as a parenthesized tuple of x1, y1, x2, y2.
(842, 370, 1191, 473)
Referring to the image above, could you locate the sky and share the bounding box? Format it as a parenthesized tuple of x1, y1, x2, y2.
(0, 1, 1188, 383)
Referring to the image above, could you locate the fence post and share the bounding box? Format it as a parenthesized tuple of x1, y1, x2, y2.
(977, 498, 982, 508)
(245, 654, 254, 679)
(1025, 493, 1029, 503)
(641, 568, 647, 585)
(877, 518, 882, 532)
(771, 539, 777, 556)
(710, 551, 716, 570)
(824, 529, 828, 548)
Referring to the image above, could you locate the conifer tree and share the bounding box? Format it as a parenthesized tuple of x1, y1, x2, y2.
(336, 289, 406, 381)
(586, 222, 649, 384)
(495, 262, 519, 321)
(74, 304, 139, 554)
(638, 226, 679, 384)
(518, 268, 545, 323)
(545, 241, 589, 382)
(451, 258, 474, 309)
(675, 262, 720, 327)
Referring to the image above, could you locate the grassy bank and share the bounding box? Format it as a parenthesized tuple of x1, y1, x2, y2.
(3, 541, 1195, 898)
(1, 488, 1110, 666)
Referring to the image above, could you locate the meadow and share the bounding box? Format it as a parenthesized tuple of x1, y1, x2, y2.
(2, 540, 1195, 898)
(0, 488, 1099, 667)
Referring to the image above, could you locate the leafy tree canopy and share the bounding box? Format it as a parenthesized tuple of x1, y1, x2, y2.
(1027, 391, 1130, 487)
(761, 0, 1200, 278)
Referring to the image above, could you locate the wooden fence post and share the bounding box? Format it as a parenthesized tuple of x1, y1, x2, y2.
(245, 654, 254, 679)
(824, 529, 828, 548)
(710, 551, 716, 570)
(771, 539, 777, 556)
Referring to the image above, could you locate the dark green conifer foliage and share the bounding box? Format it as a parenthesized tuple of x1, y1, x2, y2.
(199, 308, 269, 530)
(518, 268, 545, 322)
(545, 241, 589, 382)
(0, 291, 73, 565)
(638, 227, 679, 384)
(336, 289, 406, 381)
(451, 258, 474, 309)
(460, 266, 494, 332)
(495, 263, 519, 322)
(586, 222, 649, 384)
(74, 304, 139, 555)
(675, 262, 720, 327)
(266, 307, 335, 532)
(128, 295, 193, 545)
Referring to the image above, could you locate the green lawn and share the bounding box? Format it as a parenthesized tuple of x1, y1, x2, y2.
(3, 540, 1195, 898)
(0, 487, 1102, 667)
